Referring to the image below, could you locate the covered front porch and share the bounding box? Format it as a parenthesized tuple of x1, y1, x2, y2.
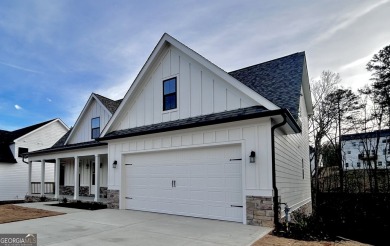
(27, 145, 109, 203)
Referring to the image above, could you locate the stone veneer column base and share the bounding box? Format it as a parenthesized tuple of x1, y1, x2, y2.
(246, 196, 279, 227)
(107, 189, 119, 209)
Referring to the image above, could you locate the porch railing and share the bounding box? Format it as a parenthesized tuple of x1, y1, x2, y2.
(31, 182, 55, 194)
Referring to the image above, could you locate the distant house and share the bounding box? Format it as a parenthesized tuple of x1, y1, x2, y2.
(0, 119, 68, 201)
(27, 93, 122, 202)
(341, 129, 390, 170)
(27, 33, 313, 227)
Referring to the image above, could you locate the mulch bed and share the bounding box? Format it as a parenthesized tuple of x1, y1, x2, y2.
(48, 202, 107, 210)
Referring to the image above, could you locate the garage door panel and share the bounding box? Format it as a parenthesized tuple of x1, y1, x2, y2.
(125, 144, 243, 222)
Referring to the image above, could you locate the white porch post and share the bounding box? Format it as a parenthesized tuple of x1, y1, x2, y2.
(54, 158, 60, 199)
(94, 154, 100, 202)
(40, 160, 45, 196)
(74, 156, 79, 200)
(28, 161, 32, 195)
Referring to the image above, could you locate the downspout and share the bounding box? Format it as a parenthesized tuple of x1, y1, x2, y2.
(22, 154, 29, 164)
(271, 113, 287, 230)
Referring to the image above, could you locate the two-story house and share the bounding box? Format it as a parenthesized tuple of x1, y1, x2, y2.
(341, 129, 390, 169)
(27, 33, 312, 227)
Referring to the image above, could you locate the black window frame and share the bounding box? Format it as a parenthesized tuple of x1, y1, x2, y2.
(91, 117, 100, 139)
(18, 147, 28, 157)
(163, 77, 177, 111)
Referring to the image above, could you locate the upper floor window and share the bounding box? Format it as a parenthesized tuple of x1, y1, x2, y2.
(18, 147, 28, 157)
(91, 117, 100, 139)
(163, 77, 177, 111)
(347, 151, 351, 154)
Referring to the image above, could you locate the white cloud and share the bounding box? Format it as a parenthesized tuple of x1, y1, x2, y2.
(46, 98, 52, 102)
(14, 104, 22, 110)
(313, 0, 389, 44)
(0, 61, 42, 74)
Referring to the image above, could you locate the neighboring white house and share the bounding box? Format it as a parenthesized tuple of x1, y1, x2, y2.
(27, 33, 313, 227)
(341, 130, 390, 170)
(0, 119, 68, 201)
(27, 93, 122, 202)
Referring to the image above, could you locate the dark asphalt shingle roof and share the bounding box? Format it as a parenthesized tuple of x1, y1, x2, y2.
(93, 93, 122, 114)
(340, 129, 390, 141)
(52, 128, 73, 148)
(229, 52, 305, 119)
(100, 106, 299, 141)
(0, 119, 56, 163)
(28, 140, 107, 156)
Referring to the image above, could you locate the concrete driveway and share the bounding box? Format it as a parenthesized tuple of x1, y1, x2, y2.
(0, 202, 271, 246)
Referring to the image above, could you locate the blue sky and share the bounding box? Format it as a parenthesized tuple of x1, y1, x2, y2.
(0, 0, 389, 130)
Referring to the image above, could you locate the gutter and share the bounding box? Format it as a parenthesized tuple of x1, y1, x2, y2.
(271, 113, 287, 230)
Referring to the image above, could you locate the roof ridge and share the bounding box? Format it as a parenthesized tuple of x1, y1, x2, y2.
(228, 51, 305, 74)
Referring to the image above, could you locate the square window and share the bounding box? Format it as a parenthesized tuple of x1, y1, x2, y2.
(346, 163, 349, 167)
(357, 162, 361, 168)
(378, 161, 383, 166)
(387, 161, 390, 167)
(163, 78, 177, 111)
(18, 147, 28, 157)
(91, 117, 100, 139)
(347, 151, 351, 154)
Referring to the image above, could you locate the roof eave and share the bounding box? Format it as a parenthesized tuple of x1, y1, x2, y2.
(99, 108, 300, 141)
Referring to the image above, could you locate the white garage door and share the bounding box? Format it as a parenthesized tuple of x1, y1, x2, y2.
(124, 144, 243, 222)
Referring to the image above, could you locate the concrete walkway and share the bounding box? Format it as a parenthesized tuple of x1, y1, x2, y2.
(0, 202, 272, 246)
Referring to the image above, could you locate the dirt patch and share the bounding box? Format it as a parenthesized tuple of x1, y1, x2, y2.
(253, 234, 371, 246)
(0, 204, 64, 224)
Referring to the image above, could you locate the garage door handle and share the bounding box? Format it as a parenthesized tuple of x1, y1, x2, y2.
(171, 180, 176, 187)
(231, 205, 243, 208)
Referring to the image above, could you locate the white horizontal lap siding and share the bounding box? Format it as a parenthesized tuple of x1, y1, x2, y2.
(274, 89, 311, 211)
(111, 46, 258, 131)
(68, 99, 111, 144)
(0, 163, 28, 200)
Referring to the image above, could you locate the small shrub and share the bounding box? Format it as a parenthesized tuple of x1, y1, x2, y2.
(61, 197, 68, 204)
(274, 210, 335, 241)
(40, 195, 47, 202)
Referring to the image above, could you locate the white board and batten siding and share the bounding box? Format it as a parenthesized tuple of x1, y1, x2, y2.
(112, 46, 258, 131)
(68, 98, 111, 144)
(274, 88, 311, 212)
(108, 118, 275, 221)
(0, 120, 68, 201)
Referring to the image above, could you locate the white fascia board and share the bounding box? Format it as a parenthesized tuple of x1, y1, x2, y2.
(13, 119, 69, 143)
(65, 94, 111, 144)
(301, 58, 313, 116)
(101, 34, 171, 136)
(65, 94, 113, 144)
(101, 33, 279, 136)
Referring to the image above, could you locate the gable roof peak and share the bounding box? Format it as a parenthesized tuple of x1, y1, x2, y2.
(93, 93, 122, 114)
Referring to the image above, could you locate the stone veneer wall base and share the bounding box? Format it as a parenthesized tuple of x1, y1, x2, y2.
(107, 189, 119, 209)
(246, 196, 280, 227)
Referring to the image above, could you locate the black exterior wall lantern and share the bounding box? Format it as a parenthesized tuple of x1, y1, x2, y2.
(249, 151, 256, 163)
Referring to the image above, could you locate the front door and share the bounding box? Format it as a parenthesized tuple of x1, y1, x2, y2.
(90, 163, 95, 195)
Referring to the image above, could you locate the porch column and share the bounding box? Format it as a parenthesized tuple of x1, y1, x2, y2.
(40, 160, 45, 196)
(54, 158, 60, 199)
(28, 161, 32, 195)
(74, 156, 79, 200)
(94, 154, 100, 202)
